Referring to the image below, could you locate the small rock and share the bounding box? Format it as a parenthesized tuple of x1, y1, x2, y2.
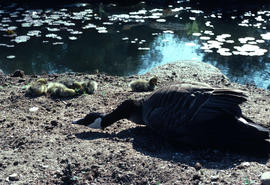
(194, 162, 202, 170)
(51, 120, 58, 127)
(41, 165, 49, 169)
(238, 162, 250, 169)
(9, 173, 19, 181)
(261, 171, 270, 185)
(66, 102, 72, 107)
(60, 159, 68, 164)
(29, 107, 39, 112)
(0, 119, 6, 123)
(11, 69, 24, 78)
(266, 160, 270, 168)
(210, 175, 219, 181)
(66, 134, 75, 140)
(0, 69, 4, 75)
(241, 162, 250, 167)
(44, 125, 54, 130)
(192, 173, 201, 180)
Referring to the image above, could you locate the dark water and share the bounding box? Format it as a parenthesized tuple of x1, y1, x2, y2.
(0, 2, 270, 89)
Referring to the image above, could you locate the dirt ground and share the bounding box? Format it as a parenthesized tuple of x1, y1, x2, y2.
(0, 61, 270, 185)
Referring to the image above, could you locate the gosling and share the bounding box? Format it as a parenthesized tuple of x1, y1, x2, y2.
(129, 77, 158, 92)
(59, 79, 97, 94)
(81, 80, 98, 94)
(59, 79, 83, 90)
(47, 82, 76, 97)
(26, 78, 47, 96)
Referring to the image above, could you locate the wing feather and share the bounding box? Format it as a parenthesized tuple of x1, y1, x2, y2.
(142, 84, 247, 132)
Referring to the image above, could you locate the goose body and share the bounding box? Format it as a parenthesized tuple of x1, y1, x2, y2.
(26, 78, 47, 96)
(129, 77, 158, 92)
(73, 82, 270, 154)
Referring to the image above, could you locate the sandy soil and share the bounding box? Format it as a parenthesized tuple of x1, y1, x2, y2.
(0, 61, 270, 185)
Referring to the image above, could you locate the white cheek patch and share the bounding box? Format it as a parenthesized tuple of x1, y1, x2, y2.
(72, 120, 79, 124)
(88, 118, 102, 129)
(238, 117, 248, 124)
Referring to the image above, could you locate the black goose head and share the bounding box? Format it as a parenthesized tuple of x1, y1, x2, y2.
(72, 112, 104, 128)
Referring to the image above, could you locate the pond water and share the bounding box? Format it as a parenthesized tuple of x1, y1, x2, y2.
(0, 1, 270, 89)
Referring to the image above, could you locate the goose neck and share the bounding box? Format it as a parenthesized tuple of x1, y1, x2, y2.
(101, 99, 143, 128)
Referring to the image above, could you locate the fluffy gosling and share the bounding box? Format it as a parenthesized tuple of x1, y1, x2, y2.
(59, 79, 83, 90)
(129, 77, 158, 92)
(47, 82, 76, 97)
(26, 78, 47, 96)
(81, 80, 98, 94)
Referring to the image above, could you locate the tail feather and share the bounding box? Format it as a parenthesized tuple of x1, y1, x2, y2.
(237, 117, 269, 139)
(222, 116, 270, 155)
(173, 115, 270, 155)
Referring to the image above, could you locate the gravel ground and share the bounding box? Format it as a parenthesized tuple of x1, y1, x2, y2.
(0, 61, 270, 185)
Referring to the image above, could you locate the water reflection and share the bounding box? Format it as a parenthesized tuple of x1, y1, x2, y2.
(138, 33, 202, 74)
(0, 2, 269, 89)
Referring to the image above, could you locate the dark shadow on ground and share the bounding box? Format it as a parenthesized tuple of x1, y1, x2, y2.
(75, 125, 268, 170)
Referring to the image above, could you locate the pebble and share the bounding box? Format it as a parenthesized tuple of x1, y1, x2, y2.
(8, 173, 19, 181)
(261, 171, 270, 185)
(11, 69, 24, 78)
(0, 119, 6, 123)
(29, 107, 39, 112)
(266, 160, 270, 168)
(66, 134, 75, 140)
(241, 162, 250, 168)
(210, 175, 219, 181)
(51, 120, 58, 127)
(194, 162, 202, 170)
(192, 173, 201, 180)
(237, 162, 250, 169)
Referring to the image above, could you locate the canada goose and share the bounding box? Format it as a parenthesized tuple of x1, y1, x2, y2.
(81, 80, 98, 94)
(129, 77, 158, 92)
(26, 78, 47, 96)
(73, 82, 270, 154)
(47, 82, 76, 97)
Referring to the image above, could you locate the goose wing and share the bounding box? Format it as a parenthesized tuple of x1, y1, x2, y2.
(142, 84, 247, 132)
